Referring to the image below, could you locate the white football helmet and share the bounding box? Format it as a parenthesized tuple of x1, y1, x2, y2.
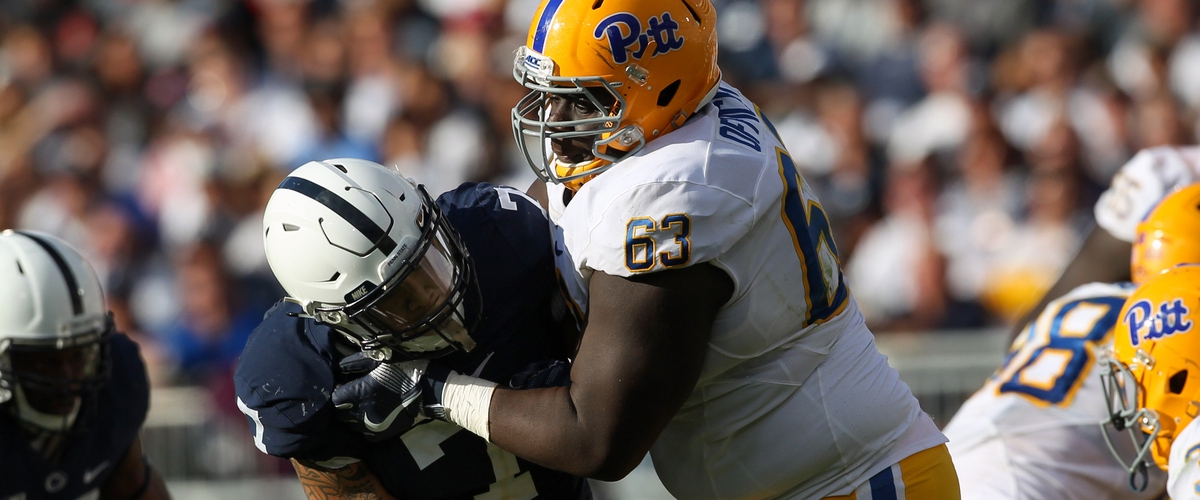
(0, 230, 113, 435)
(263, 158, 479, 361)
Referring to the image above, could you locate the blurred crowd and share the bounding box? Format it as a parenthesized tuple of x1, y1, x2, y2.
(0, 0, 1194, 397)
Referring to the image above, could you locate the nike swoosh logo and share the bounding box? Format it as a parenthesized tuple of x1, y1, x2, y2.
(363, 391, 421, 433)
(83, 461, 110, 484)
(470, 352, 494, 378)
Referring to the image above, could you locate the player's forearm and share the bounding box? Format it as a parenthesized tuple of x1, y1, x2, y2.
(486, 382, 659, 480)
(439, 314, 700, 480)
(292, 460, 398, 500)
(492, 272, 721, 478)
(437, 267, 726, 480)
(431, 363, 672, 480)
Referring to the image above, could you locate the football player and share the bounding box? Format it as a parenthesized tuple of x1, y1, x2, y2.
(1100, 264, 1200, 499)
(233, 159, 589, 499)
(1013, 146, 1200, 337)
(941, 184, 1200, 498)
(334, 1, 958, 498)
(0, 230, 170, 499)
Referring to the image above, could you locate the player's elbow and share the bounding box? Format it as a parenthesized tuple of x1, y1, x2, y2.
(587, 461, 640, 482)
(572, 439, 645, 481)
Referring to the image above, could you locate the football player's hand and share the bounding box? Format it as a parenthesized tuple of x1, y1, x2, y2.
(332, 355, 430, 442)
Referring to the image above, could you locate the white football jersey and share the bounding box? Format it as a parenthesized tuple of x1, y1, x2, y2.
(1169, 418, 1200, 499)
(547, 82, 945, 500)
(1095, 146, 1200, 242)
(943, 282, 1167, 499)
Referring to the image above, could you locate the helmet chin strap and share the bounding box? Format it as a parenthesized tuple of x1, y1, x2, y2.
(328, 314, 461, 362)
(12, 384, 80, 432)
(329, 322, 396, 361)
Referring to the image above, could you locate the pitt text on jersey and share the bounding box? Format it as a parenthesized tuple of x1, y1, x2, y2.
(1126, 298, 1193, 347)
(593, 11, 686, 65)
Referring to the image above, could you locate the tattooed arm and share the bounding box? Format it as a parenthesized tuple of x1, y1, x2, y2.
(291, 459, 399, 500)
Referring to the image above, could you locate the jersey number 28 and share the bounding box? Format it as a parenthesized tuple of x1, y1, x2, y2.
(993, 295, 1126, 405)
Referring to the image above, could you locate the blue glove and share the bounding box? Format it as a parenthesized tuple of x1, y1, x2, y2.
(332, 354, 430, 442)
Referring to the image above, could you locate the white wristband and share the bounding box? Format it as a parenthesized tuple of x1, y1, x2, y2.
(441, 372, 497, 441)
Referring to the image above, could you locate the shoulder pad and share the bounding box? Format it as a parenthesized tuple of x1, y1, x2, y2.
(437, 182, 551, 271)
(234, 306, 364, 460)
(105, 333, 151, 432)
(562, 181, 755, 277)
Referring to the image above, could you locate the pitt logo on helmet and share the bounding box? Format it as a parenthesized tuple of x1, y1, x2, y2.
(1125, 297, 1194, 347)
(594, 12, 686, 65)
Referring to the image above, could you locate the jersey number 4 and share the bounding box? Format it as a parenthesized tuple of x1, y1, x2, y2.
(993, 296, 1126, 405)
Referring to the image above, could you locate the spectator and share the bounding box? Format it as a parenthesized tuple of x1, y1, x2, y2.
(979, 168, 1085, 324)
(887, 23, 976, 164)
(846, 159, 949, 331)
(159, 242, 266, 386)
(936, 128, 1025, 316)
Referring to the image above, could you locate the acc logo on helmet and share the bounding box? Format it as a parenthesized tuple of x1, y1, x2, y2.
(593, 12, 686, 65)
(1125, 298, 1194, 347)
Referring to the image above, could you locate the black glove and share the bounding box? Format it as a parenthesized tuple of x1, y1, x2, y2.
(332, 354, 430, 442)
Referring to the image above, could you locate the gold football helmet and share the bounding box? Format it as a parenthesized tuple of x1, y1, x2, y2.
(1101, 265, 1200, 490)
(1132, 183, 1200, 284)
(511, 0, 721, 190)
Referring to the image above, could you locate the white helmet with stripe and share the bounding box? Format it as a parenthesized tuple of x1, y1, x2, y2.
(0, 230, 113, 435)
(263, 158, 479, 361)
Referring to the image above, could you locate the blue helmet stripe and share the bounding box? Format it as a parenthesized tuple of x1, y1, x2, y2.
(276, 176, 398, 257)
(17, 231, 83, 315)
(532, 0, 566, 53)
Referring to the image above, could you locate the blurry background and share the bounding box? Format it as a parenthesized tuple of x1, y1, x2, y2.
(0, 0, 1190, 497)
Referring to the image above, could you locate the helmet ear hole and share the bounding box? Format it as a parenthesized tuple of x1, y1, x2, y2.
(1170, 369, 1188, 394)
(658, 80, 682, 107)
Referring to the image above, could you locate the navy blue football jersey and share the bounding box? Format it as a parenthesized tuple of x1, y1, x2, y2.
(0, 333, 150, 499)
(235, 183, 587, 499)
